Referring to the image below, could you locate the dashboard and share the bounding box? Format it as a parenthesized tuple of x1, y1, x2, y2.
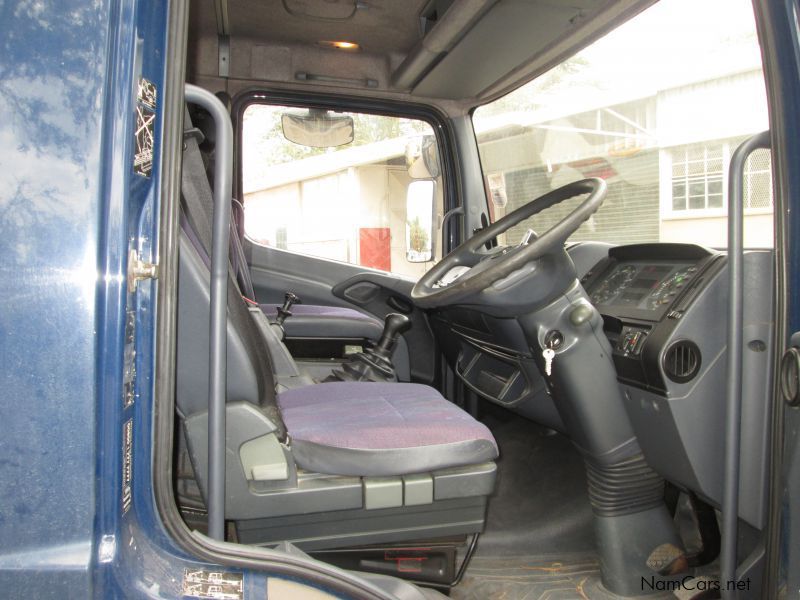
(589, 262, 697, 312)
(431, 243, 725, 399)
(430, 241, 773, 530)
(578, 244, 723, 391)
(430, 244, 725, 410)
(581, 244, 720, 322)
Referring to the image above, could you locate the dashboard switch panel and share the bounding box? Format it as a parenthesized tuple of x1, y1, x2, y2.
(617, 327, 648, 356)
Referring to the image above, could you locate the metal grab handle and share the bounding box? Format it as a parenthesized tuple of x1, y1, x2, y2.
(721, 130, 771, 598)
(184, 84, 234, 542)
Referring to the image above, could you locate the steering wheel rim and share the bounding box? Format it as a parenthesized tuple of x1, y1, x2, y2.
(411, 178, 607, 308)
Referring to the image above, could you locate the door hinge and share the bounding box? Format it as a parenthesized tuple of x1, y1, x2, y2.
(127, 248, 158, 292)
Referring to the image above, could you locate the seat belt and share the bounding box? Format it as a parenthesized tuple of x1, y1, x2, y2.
(181, 109, 256, 301)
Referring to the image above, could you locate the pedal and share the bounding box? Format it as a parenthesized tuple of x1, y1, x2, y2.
(647, 542, 689, 576)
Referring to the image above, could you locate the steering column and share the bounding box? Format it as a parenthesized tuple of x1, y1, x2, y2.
(520, 278, 687, 595)
(412, 179, 686, 596)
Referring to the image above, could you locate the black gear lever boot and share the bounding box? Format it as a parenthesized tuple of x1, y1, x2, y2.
(326, 313, 412, 382)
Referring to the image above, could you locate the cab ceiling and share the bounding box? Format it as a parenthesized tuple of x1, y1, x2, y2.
(226, 0, 430, 56)
(189, 0, 641, 103)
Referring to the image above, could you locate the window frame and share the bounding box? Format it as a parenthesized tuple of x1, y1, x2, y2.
(232, 90, 462, 270)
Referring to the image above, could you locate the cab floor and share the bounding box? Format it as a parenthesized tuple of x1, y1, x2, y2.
(449, 404, 710, 600)
(472, 403, 595, 557)
(451, 404, 599, 598)
(450, 553, 601, 599)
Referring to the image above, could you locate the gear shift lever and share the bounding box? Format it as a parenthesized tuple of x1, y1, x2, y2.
(326, 313, 412, 382)
(373, 314, 412, 358)
(275, 292, 300, 326)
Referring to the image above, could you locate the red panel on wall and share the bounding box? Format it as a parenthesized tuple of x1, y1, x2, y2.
(359, 227, 391, 271)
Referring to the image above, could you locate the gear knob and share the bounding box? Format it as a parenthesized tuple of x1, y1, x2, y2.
(375, 313, 412, 355)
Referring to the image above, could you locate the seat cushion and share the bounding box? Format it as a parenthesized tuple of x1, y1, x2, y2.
(277, 382, 498, 476)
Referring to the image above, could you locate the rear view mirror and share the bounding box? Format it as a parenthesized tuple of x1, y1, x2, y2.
(281, 109, 354, 148)
(406, 180, 436, 263)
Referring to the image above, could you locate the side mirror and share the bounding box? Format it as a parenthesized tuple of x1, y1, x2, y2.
(406, 180, 436, 263)
(405, 135, 440, 179)
(281, 109, 354, 148)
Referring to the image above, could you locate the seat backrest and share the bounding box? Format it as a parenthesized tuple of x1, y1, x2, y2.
(186, 106, 256, 301)
(176, 111, 286, 439)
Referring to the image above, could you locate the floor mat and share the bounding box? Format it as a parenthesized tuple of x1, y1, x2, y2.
(476, 405, 595, 556)
(450, 554, 601, 600)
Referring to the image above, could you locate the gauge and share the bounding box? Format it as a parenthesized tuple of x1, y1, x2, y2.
(590, 264, 638, 305)
(646, 267, 695, 310)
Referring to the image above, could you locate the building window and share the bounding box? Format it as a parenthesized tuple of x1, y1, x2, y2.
(670, 142, 725, 211)
(743, 148, 772, 210)
(668, 139, 772, 214)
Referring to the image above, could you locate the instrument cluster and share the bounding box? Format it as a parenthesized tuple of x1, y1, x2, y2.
(589, 262, 699, 312)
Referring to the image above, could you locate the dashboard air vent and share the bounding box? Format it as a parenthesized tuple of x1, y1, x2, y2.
(663, 340, 701, 383)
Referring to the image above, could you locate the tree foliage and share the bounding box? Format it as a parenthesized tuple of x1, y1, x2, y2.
(408, 216, 429, 253)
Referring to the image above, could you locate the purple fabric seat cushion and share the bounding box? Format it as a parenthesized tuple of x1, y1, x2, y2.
(278, 382, 498, 476)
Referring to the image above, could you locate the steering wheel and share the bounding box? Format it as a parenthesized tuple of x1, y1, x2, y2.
(411, 178, 607, 309)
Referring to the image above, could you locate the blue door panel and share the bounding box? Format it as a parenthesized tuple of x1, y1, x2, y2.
(0, 1, 115, 596)
(755, 1, 800, 596)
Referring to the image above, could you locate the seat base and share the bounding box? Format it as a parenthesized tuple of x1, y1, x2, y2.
(229, 461, 497, 547)
(236, 495, 489, 550)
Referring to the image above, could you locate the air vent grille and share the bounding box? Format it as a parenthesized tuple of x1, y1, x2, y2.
(663, 340, 701, 383)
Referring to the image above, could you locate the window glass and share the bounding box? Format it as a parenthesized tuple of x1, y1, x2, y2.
(473, 0, 772, 248)
(241, 106, 444, 278)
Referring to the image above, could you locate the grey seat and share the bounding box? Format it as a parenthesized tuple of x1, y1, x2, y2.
(176, 109, 498, 547)
(179, 200, 498, 476)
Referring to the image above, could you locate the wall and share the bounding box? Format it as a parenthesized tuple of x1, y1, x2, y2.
(244, 164, 443, 279)
(661, 212, 774, 248)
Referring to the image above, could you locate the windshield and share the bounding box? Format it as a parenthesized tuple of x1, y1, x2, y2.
(472, 0, 771, 248)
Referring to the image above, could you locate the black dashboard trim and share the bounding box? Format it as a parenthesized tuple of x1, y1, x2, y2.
(609, 243, 716, 262)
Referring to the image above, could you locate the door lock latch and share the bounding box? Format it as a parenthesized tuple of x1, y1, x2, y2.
(127, 248, 158, 292)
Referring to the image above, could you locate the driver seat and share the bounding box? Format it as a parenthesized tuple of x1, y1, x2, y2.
(176, 111, 498, 547)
